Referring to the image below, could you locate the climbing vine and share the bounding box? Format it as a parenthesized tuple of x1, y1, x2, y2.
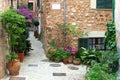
(105, 21, 117, 51)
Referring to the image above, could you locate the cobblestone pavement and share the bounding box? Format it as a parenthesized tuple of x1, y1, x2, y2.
(2, 31, 87, 80)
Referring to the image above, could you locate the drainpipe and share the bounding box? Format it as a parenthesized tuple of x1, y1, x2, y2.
(63, 0, 66, 47)
(112, 0, 115, 23)
(63, 0, 66, 25)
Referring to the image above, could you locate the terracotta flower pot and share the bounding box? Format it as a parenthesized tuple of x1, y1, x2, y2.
(17, 52, 24, 62)
(73, 59, 80, 65)
(62, 59, 68, 64)
(7, 59, 20, 76)
(68, 55, 74, 64)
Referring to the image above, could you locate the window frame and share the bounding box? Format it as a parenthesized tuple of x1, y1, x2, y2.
(90, 0, 112, 10)
(96, 0, 112, 9)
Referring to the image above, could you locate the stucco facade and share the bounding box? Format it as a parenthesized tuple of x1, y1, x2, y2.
(40, 0, 112, 53)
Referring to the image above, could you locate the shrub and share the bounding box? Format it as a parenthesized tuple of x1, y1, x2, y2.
(85, 62, 116, 80)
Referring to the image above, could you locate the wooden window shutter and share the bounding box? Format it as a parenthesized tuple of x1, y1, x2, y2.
(96, 0, 112, 9)
(78, 38, 88, 49)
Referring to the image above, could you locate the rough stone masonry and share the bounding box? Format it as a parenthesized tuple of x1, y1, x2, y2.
(41, 0, 112, 52)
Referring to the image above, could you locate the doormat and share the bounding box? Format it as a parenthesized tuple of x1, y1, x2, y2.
(50, 64, 61, 67)
(68, 66, 79, 70)
(9, 76, 26, 80)
(28, 64, 38, 67)
(53, 73, 66, 76)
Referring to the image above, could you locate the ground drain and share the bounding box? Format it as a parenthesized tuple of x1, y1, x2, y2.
(28, 64, 38, 67)
(41, 59, 49, 62)
(50, 64, 61, 67)
(9, 76, 26, 80)
(53, 73, 66, 76)
(68, 66, 79, 70)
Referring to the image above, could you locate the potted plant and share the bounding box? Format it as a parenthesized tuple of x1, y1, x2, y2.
(0, 8, 29, 62)
(33, 19, 39, 26)
(33, 19, 39, 38)
(64, 46, 77, 64)
(6, 52, 21, 76)
(62, 52, 69, 64)
(48, 49, 63, 62)
(73, 58, 81, 65)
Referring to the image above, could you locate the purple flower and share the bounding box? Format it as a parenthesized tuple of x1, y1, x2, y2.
(64, 46, 77, 54)
(18, 6, 35, 22)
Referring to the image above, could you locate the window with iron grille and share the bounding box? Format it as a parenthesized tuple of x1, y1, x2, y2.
(78, 38, 105, 50)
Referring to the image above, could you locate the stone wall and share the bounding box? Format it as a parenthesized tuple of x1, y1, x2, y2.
(18, 0, 29, 5)
(41, 0, 112, 52)
(0, 0, 10, 79)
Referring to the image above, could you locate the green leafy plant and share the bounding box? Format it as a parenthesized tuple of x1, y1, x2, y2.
(85, 62, 116, 80)
(54, 23, 84, 48)
(48, 49, 67, 62)
(62, 51, 69, 59)
(74, 58, 80, 61)
(98, 51, 119, 73)
(6, 52, 18, 60)
(0, 8, 26, 51)
(75, 47, 100, 66)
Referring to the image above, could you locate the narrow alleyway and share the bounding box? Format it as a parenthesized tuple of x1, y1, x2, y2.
(2, 31, 87, 80)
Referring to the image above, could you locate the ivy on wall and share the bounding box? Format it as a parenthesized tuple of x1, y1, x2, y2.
(105, 21, 117, 51)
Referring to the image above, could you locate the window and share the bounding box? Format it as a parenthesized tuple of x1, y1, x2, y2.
(78, 38, 105, 50)
(28, 2, 33, 10)
(37, 0, 40, 8)
(90, 0, 112, 9)
(97, 0, 112, 9)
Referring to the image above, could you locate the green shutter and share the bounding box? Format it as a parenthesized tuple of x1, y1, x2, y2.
(97, 0, 112, 9)
(78, 38, 88, 49)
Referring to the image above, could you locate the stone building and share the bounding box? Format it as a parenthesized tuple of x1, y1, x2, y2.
(40, 0, 112, 52)
(0, 0, 11, 79)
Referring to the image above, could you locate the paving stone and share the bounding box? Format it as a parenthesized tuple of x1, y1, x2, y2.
(28, 64, 38, 67)
(50, 64, 61, 67)
(53, 73, 66, 76)
(9, 76, 26, 80)
(68, 66, 79, 70)
(41, 59, 50, 62)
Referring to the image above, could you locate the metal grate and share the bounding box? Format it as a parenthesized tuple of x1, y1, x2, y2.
(53, 73, 66, 76)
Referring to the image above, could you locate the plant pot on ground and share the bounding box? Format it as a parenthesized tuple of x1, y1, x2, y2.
(14, 41, 26, 62)
(73, 58, 81, 65)
(6, 52, 21, 76)
(62, 52, 69, 64)
(68, 55, 74, 64)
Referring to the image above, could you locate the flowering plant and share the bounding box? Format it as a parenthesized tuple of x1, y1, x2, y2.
(64, 46, 78, 55)
(18, 6, 35, 22)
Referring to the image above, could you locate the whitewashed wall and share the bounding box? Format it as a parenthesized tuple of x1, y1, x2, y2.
(115, 0, 120, 56)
